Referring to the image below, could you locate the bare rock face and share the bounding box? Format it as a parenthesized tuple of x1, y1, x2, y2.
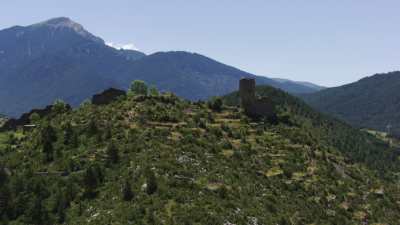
(91, 88, 126, 105)
(239, 78, 275, 119)
(32, 17, 104, 44)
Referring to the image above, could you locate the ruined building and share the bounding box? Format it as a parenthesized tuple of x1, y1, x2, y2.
(91, 88, 126, 105)
(0, 88, 125, 131)
(0, 104, 72, 131)
(239, 78, 275, 119)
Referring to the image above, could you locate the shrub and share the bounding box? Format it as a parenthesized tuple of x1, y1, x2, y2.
(208, 97, 223, 112)
(130, 80, 148, 96)
(122, 179, 134, 201)
(146, 170, 158, 195)
(106, 141, 119, 164)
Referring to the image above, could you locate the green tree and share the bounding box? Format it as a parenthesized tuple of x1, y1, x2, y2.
(106, 141, 119, 164)
(0, 185, 11, 220)
(39, 122, 56, 162)
(83, 166, 99, 198)
(208, 97, 223, 112)
(86, 118, 98, 136)
(0, 167, 8, 186)
(27, 197, 49, 225)
(42, 139, 54, 162)
(63, 122, 74, 146)
(53, 99, 68, 114)
(149, 86, 159, 96)
(146, 170, 157, 195)
(130, 80, 148, 96)
(29, 112, 40, 124)
(40, 123, 57, 144)
(122, 179, 134, 201)
(51, 189, 68, 224)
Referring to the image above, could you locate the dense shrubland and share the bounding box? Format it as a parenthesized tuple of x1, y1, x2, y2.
(0, 82, 399, 224)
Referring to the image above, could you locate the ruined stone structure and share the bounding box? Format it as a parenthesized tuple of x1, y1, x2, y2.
(0, 104, 72, 131)
(91, 88, 126, 105)
(239, 78, 275, 119)
(0, 88, 126, 131)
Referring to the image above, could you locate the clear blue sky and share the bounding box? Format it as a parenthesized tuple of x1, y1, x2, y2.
(2, 0, 400, 87)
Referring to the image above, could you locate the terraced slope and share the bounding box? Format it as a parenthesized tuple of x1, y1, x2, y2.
(0, 89, 399, 224)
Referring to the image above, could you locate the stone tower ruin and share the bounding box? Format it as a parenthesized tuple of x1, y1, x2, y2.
(239, 78, 256, 109)
(239, 78, 275, 119)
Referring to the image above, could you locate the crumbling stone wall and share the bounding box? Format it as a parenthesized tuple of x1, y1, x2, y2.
(0, 88, 126, 131)
(239, 78, 256, 110)
(91, 88, 126, 105)
(1, 104, 71, 131)
(239, 78, 275, 119)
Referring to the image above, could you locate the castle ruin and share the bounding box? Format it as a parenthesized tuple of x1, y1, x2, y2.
(239, 78, 275, 119)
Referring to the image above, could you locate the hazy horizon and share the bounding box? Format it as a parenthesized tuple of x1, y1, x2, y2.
(2, 1, 400, 87)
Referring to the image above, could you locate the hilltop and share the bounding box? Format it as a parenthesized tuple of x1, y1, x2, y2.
(0, 82, 399, 224)
(0, 115, 6, 127)
(0, 17, 321, 117)
(302, 71, 400, 136)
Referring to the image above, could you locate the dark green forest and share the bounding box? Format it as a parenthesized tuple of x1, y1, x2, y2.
(302, 71, 400, 137)
(1, 83, 400, 224)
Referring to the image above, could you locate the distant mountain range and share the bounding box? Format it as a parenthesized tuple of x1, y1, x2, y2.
(272, 78, 326, 92)
(302, 71, 400, 135)
(0, 17, 322, 117)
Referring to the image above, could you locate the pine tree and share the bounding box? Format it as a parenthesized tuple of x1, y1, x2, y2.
(208, 97, 223, 112)
(122, 179, 134, 201)
(0, 167, 8, 186)
(86, 118, 98, 136)
(28, 197, 49, 225)
(53, 191, 67, 224)
(63, 122, 73, 146)
(106, 141, 119, 164)
(0, 186, 11, 219)
(40, 122, 57, 144)
(42, 140, 54, 162)
(83, 167, 98, 198)
(146, 170, 157, 195)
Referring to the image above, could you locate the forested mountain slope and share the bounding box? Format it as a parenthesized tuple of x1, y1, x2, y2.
(0, 84, 399, 224)
(0, 17, 320, 117)
(302, 71, 400, 136)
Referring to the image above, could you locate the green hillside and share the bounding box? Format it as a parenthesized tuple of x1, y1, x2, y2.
(223, 85, 400, 175)
(1, 85, 400, 224)
(301, 71, 400, 136)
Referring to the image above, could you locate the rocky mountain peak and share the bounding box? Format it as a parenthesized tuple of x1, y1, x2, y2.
(31, 17, 104, 44)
